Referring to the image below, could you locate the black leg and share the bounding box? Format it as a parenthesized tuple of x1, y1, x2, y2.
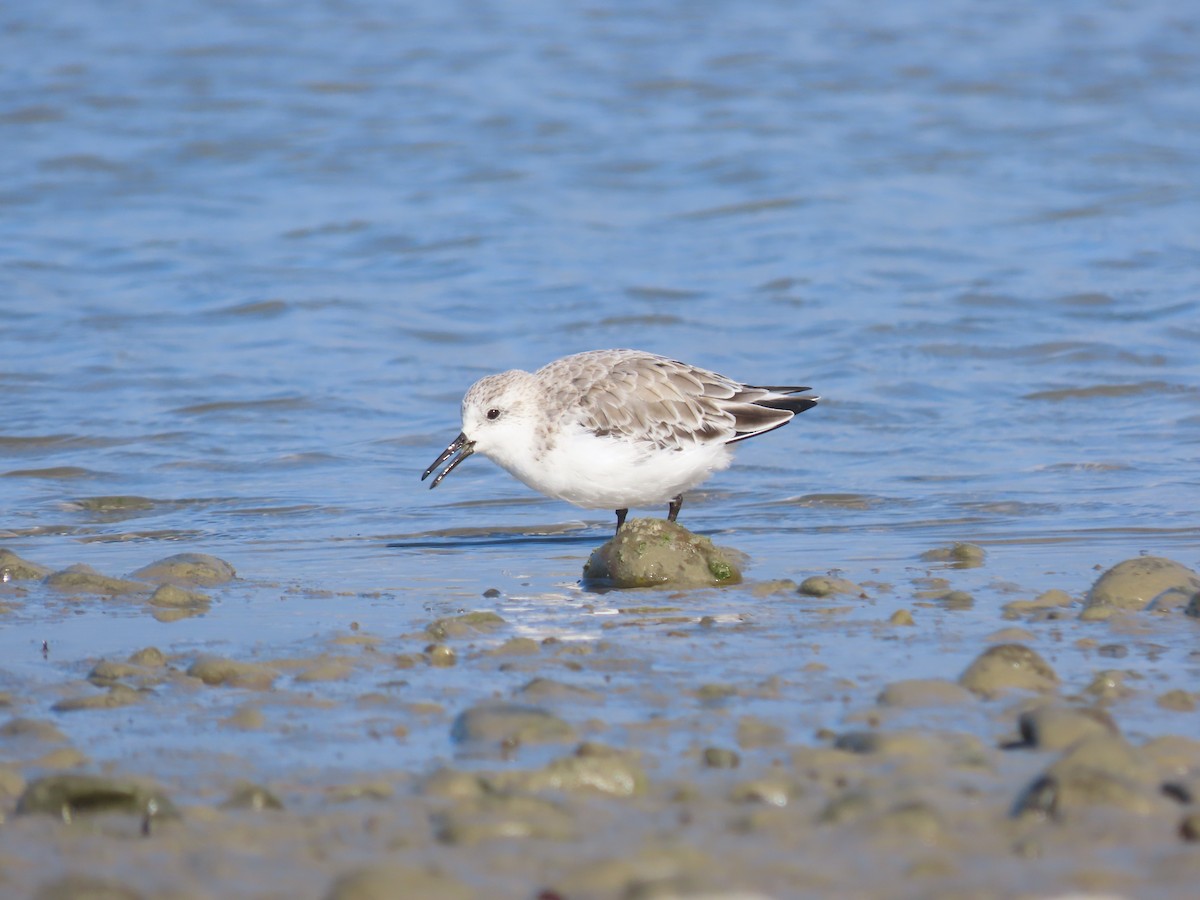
(667, 495, 683, 522)
(615, 508, 628, 533)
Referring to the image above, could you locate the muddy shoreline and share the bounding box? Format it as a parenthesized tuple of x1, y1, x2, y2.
(1, 542, 1198, 899)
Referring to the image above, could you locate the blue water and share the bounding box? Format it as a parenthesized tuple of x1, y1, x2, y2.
(2, 0, 1199, 787)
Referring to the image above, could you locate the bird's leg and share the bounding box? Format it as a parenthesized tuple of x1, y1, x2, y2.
(614, 508, 628, 533)
(667, 495, 683, 522)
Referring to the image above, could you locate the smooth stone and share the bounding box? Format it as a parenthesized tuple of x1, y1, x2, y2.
(798, 575, 862, 597)
(920, 542, 986, 568)
(450, 702, 575, 745)
(582, 518, 741, 589)
(131, 553, 236, 586)
(959, 644, 1059, 698)
(43, 564, 145, 596)
(188, 656, 277, 690)
(877, 678, 976, 708)
(425, 610, 506, 640)
(1083, 556, 1200, 615)
(325, 864, 474, 900)
(1017, 705, 1118, 750)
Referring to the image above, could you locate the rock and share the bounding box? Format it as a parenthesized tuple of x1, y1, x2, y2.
(52, 685, 142, 713)
(450, 702, 574, 746)
(0, 548, 51, 581)
(34, 876, 144, 900)
(128, 647, 166, 667)
(517, 678, 603, 704)
(582, 518, 741, 589)
(425, 610, 506, 640)
(147, 583, 211, 611)
(959, 644, 1059, 698)
(877, 679, 976, 708)
(17, 773, 179, 821)
(1012, 734, 1162, 819)
(131, 553, 236, 586)
(188, 656, 277, 690)
(43, 564, 145, 596)
(425, 644, 456, 667)
(221, 783, 284, 811)
(487, 751, 646, 797)
(433, 794, 576, 844)
(1016, 705, 1118, 750)
(921, 542, 986, 568)
(325, 864, 474, 900)
(0, 717, 68, 743)
(702, 747, 740, 769)
(1082, 556, 1200, 619)
(888, 608, 915, 626)
(798, 575, 862, 597)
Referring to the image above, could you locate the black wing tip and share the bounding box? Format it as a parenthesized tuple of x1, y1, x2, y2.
(758, 394, 819, 415)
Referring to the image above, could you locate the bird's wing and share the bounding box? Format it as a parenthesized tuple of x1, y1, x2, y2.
(541, 350, 806, 450)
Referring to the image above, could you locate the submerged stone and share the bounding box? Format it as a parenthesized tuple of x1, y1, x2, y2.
(17, 773, 179, 821)
(582, 518, 741, 589)
(1082, 556, 1200, 619)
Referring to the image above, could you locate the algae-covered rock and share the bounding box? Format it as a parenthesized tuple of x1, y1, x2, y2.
(959, 644, 1058, 698)
(1017, 705, 1118, 750)
(52, 685, 142, 713)
(876, 678, 976, 708)
(148, 583, 211, 610)
(425, 610, 505, 640)
(487, 751, 646, 797)
(450, 702, 575, 746)
(1012, 734, 1163, 819)
(797, 575, 862, 597)
(1082, 556, 1200, 619)
(221, 783, 284, 811)
(582, 518, 741, 589)
(17, 773, 179, 821)
(34, 875, 144, 900)
(131, 552, 236, 586)
(433, 794, 577, 844)
(0, 717, 68, 743)
(325, 864, 474, 900)
(44, 564, 146, 597)
(188, 656, 277, 690)
(921, 542, 986, 568)
(0, 548, 51, 581)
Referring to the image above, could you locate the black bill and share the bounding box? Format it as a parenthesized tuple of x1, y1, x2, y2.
(421, 432, 475, 488)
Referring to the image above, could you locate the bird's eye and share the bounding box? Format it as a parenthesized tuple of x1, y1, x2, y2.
(486, 408, 501, 420)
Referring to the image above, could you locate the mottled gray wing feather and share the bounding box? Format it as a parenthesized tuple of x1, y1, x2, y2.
(538, 350, 812, 450)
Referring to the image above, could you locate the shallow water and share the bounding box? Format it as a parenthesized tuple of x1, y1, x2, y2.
(2, 0, 1200, 895)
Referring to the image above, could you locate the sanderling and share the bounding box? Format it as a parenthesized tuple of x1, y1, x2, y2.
(422, 349, 818, 531)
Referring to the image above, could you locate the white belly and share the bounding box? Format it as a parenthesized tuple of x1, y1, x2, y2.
(496, 430, 732, 510)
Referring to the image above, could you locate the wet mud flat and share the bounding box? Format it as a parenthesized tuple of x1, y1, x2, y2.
(1, 535, 1199, 899)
